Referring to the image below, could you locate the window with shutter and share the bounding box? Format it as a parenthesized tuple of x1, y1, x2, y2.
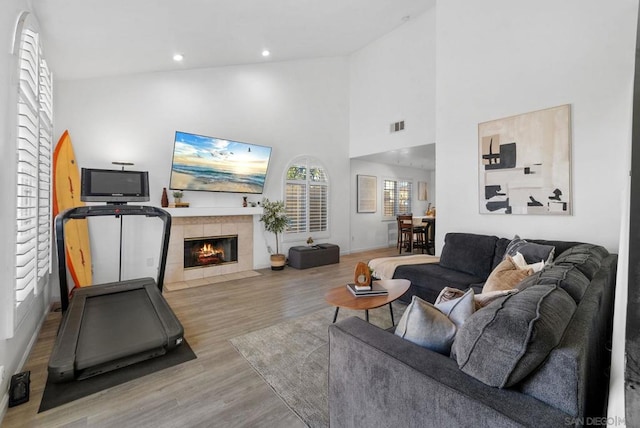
(14, 20, 52, 326)
(382, 178, 413, 220)
(284, 157, 329, 239)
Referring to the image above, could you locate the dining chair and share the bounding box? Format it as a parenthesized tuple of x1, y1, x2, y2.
(397, 214, 414, 253)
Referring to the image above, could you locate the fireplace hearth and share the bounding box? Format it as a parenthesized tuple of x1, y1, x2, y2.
(184, 235, 238, 269)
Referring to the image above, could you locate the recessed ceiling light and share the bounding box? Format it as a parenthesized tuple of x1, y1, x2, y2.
(173, 53, 184, 62)
(262, 50, 270, 57)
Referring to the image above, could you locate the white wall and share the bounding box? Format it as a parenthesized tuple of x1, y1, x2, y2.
(54, 57, 351, 271)
(0, 1, 54, 419)
(349, 8, 436, 158)
(435, 0, 637, 253)
(350, 159, 433, 252)
(348, 8, 436, 253)
(436, 4, 637, 421)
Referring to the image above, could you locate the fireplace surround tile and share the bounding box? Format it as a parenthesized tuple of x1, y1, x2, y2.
(203, 223, 222, 237)
(165, 214, 254, 286)
(184, 224, 204, 239)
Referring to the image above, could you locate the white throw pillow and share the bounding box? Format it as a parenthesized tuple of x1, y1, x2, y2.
(511, 251, 545, 273)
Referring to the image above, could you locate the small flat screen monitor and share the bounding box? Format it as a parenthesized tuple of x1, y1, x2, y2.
(81, 168, 150, 203)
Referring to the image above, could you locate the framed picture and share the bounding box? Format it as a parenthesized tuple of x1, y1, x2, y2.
(357, 175, 377, 213)
(479, 104, 572, 215)
(417, 181, 428, 201)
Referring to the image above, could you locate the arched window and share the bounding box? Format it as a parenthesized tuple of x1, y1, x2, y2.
(284, 157, 329, 239)
(12, 11, 53, 329)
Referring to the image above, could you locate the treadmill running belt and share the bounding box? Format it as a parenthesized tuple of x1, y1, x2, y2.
(76, 289, 167, 370)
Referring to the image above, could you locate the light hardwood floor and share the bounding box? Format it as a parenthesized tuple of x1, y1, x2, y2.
(3, 246, 400, 428)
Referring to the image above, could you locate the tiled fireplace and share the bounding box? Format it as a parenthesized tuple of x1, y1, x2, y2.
(165, 214, 254, 284)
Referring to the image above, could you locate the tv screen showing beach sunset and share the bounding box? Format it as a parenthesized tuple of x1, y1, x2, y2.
(169, 131, 272, 194)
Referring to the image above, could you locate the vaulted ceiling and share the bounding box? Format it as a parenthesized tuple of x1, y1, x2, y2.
(32, 0, 435, 80)
(31, 0, 436, 169)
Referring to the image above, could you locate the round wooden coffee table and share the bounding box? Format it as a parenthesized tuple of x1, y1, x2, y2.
(324, 279, 410, 325)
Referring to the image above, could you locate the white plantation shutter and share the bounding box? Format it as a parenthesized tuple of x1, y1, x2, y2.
(383, 178, 413, 219)
(15, 24, 52, 322)
(285, 182, 307, 233)
(37, 56, 53, 285)
(284, 157, 329, 238)
(309, 183, 327, 232)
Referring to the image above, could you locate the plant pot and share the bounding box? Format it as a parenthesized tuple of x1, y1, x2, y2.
(270, 254, 286, 271)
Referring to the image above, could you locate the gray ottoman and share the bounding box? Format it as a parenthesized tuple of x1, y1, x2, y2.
(288, 244, 340, 269)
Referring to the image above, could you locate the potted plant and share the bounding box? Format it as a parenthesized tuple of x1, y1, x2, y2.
(172, 190, 183, 203)
(259, 198, 289, 270)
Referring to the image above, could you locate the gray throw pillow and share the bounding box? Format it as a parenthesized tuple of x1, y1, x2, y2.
(434, 288, 475, 328)
(452, 284, 576, 388)
(395, 296, 458, 355)
(504, 235, 555, 264)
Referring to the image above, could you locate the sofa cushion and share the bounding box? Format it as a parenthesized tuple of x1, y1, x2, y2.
(504, 235, 555, 264)
(395, 296, 458, 354)
(483, 257, 533, 293)
(535, 264, 590, 303)
(439, 233, 498, 279)
(552, 243, 609, 280)
(393, 263, 485, 303)
(452, 284, 577, 388)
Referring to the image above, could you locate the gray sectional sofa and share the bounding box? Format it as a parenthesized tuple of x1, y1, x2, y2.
(392, 232, 583, 303)
(328, 233, 617, 427)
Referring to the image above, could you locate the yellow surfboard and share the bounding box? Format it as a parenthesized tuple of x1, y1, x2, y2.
(53, 130, 92, 287)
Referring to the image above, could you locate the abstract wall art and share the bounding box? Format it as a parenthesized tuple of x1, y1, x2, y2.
(478, 104, 572, 215)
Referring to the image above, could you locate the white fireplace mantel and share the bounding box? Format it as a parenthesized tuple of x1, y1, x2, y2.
(163, 206, 263, 217)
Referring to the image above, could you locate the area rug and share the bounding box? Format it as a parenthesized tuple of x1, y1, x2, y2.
(229, 303, 406, 428)
(39, 340, 196, 413)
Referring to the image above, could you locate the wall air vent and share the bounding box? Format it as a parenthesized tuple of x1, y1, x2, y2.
(390, 120, 405, 133)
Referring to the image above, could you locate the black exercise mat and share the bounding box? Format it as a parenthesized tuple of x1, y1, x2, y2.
(39, 340, 196, 412)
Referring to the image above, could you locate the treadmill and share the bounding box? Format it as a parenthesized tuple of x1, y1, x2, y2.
(48, 204, 184, 383)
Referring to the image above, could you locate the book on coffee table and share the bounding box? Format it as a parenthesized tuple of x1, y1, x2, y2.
(346, 282, 389, 297)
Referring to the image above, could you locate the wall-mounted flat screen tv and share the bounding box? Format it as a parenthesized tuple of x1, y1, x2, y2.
(81, 168, 150, 203)
(169, 131, 272, 194)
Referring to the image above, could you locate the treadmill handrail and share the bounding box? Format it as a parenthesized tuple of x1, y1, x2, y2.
(55, 205, 172, 312)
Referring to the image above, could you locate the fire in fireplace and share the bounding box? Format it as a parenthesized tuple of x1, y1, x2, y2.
(184, 235, 238, 269)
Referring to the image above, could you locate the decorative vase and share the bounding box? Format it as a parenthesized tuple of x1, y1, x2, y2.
(161, 188, 169, 207)
(270, 254, 286, 271)
(243, 196, 248, 207)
